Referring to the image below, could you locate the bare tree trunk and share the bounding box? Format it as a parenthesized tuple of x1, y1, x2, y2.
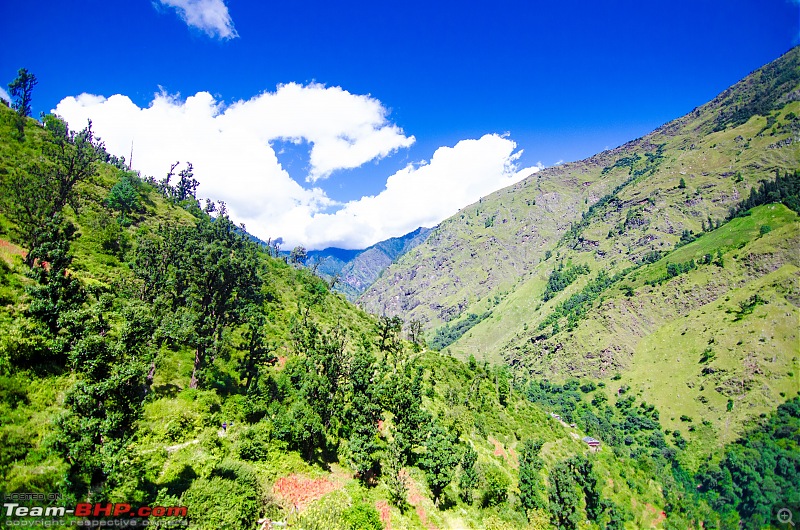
(146, 362, 156, 386)
(190, 348, 201, 389)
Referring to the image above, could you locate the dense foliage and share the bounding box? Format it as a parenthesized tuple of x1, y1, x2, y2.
(727, 169, 800, 218)
(429, 311, 490, 351)
(698, 398, 800, 529)
(542, 263, 590, 301)
(537, 271, 616, 334)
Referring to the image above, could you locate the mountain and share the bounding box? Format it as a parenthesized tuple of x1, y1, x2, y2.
(2, 53, 799, 530)
(360, 48, 800, 449)
(303, 226, 432, 300)
(360, 47, 800, 329)
(0, 102, 724, 530)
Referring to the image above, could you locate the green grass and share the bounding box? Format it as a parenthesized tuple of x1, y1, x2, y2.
(363, 56, 800, 340)
(469, 204, 799, 460)
(2, 53, 799, 529)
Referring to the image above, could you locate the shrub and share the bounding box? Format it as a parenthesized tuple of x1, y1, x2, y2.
(181, 460, 263, 530)
(341, 503, 383, 530)
(481, 465, 510, 507)
(237, 422, 273, 461)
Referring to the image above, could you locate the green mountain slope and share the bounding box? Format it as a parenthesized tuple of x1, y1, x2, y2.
(0, 103, 716, 530)
(359, 48, 800, 457)
(0, 102, 668, 530)
(359, 47, 800, 330)
(459, 203, 798, 445)
(1, 72, 798, 529)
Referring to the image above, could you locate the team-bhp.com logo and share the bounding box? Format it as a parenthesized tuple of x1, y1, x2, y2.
(3, 502, 187, 526)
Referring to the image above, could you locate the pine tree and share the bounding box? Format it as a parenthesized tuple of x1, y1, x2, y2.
(8, 68, 37, 138)
(548, 460, 583, 529)
(459, 445, 479, 503)
(519, 439, 546, 513)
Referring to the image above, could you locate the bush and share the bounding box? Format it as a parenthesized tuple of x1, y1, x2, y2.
(237, 422, 273, 461)
(181, 460, 263, 530)
(273, 400, 325, 459)
(481, 465, 510, 507)
(430, 312, 491, 351)
(542, 263, 590, 301)
(341, 503, 383, 530)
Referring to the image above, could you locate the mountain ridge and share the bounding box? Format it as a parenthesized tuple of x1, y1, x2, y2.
(304, 226, 432, 300)
(359, 46, 800, 329)
(358, 47, 800, 451)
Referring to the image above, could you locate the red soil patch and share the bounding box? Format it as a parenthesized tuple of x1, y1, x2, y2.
(416, 506, 436, 530)
(489, 436, 507, 458)
(271, 474, 341, 511)
(400, 470, 437, 530)
(633, 499, 667, 528)
(275, 357, 287, 371)
(645, 503, 667, 527)
(377, 418, 390, 439)
(0, 239, 26, 265)
(400, 470, 424, 506)
(490, 436, 519, 467)
(0, 239, 25, 255)
(375, 500, 391, 530)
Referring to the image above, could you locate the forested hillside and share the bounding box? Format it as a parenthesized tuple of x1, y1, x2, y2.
(0, 53, 798, 530)
(359, 48, 800, 458)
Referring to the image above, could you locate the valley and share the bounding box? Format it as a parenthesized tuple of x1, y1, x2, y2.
(0, 47, 797, 530)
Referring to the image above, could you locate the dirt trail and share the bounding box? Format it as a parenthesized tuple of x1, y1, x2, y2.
(165, 439, 199, 453)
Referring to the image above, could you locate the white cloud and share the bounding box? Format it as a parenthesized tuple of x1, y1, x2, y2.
(293, 135, 539, 249)
(219, 83, 415, 182)
(0, 87, 10, 104)
(54, 87, 535, 250)
(156, 0, 238, 39)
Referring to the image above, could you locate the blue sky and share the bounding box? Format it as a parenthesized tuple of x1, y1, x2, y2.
(1, 1, 798, 249)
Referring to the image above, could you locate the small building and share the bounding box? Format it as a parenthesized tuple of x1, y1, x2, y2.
(582, 436, 601, 449)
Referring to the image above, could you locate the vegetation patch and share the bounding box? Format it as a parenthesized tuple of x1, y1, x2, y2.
(429, 311, 491, 351)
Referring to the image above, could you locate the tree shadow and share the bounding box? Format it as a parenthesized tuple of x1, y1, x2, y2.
(160, 465, 198, 498)
(152, 383, 181, 399)
(438, 492, 457, 511)
(206, 368, 239, 397)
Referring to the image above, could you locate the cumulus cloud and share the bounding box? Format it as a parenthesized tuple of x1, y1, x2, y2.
(0, 87, 10, 104)
(156, 0, 238, 39)
(293, 135, 539, 249)
(54, 87, 536, 249)
(219, 83, 415, 182)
